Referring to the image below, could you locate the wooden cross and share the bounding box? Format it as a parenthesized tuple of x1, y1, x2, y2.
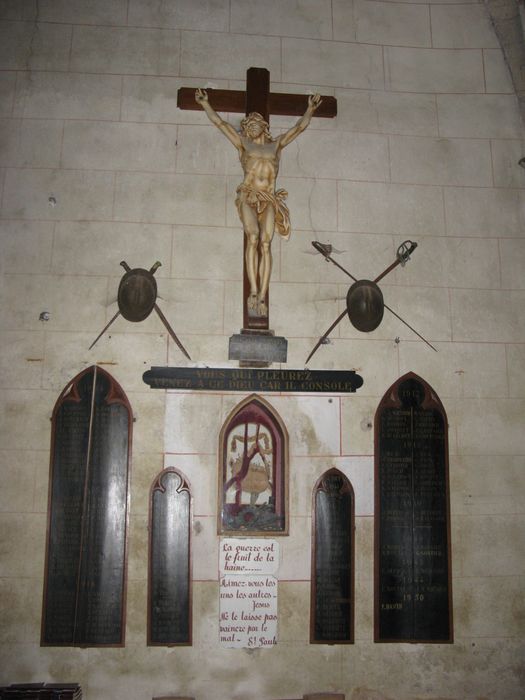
(177, 67, 337, 332)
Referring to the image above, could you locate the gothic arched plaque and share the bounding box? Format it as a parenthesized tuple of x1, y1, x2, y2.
(374, 373, 452, 642)
(148, 468, 192, 645)
(42, 366, 132, 646)
(219, 394, 288, 535)
(311, 468, 354, 644)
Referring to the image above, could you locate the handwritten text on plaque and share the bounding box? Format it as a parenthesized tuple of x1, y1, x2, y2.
(219, 539, 279, 648)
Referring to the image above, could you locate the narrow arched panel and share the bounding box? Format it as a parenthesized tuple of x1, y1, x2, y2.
(148, 468, 192, 646)
(218, 394, 288, 535)
(374, 373, 453, 643)
(41, 366, 132, 646)
(310, 468, 354, 644)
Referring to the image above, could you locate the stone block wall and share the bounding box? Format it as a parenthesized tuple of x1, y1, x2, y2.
(0, 1, 524, 699)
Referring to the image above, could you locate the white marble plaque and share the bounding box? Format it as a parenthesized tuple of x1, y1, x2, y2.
(219, 539, 279, 647)
(219, 538, 279, 575)
(219, 574, 278, 649)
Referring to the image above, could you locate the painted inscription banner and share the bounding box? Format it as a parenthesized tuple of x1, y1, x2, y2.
(143, 367, 363, 393)
(219, 539, 279, 648)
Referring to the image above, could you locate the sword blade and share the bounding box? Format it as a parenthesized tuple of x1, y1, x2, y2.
(311, 241, 359, 283)
(305, 307, 349, 365)
(373, 259, 402, 285)
(384, 303, 438, 352)
(154, 304, 192, 361)
(88, 310, 121, 350)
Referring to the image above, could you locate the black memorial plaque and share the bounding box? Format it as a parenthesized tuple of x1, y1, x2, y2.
(143, 366, 363, 393)
(42, 366, 132, 646)
(148, 469, 192, 645)
(0, 683, 82, 699)
(42, 371, 91, 644)
(311, 469, 354, 644)
(375, 373, 452, 643)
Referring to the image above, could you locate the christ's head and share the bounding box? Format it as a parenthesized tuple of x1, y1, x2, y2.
(240, 112, 272, 141)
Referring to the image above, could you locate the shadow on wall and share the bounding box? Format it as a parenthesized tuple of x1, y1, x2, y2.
(485, 0, 525, 123)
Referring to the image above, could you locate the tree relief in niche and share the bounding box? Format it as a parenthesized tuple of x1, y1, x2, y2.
(219, 394, 288, 535)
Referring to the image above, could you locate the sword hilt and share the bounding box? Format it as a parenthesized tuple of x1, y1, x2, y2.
(312, 241, 332, 258)
(397, 240, 417, 266)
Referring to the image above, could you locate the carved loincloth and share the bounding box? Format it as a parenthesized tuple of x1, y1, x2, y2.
(236, 185, 291, 240)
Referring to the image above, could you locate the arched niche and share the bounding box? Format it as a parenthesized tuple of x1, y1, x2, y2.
(374, 372, 452, 643)
(310, 468, 354, 644)
(148, 468, 192, 646)
(218, 394, 288, 536)
(42, 365, 132, 646)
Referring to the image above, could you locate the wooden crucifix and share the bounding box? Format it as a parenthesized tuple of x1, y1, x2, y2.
(177, 67, 337, 334)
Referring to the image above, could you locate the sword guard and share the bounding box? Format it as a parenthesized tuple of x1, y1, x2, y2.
(397, 240, 417, 266)
(312, 241, 332, 259)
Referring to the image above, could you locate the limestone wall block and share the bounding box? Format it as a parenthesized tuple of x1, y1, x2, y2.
(180, 30, 281, 80)
(283, 37, 384, 90)
(348, 0, 432, 48)
(114, 172, 227, 226)
(454, 397, 525, 455)
(39, 0, 127, 25)
(437, 94, 523, 139)
(282, 130, 389, 182)
(231, 0, 332, 40)
(399, 341, 508, 399)
(389, 135, 493, 187)
(0, 20, 71, 70)
(444, 186, 525, 237)
(451, 289, 525, 343)
(0, 512, 46, 577)
(483, 48, 515, 93)
(491, 139, 525, 189)
(14, 71, 122, 120)
(129, 0, 229, 32)
(507, 344, 525, 397)
(384, 46, 484, 93)
(0, 220, 54, 273)
(0, 72, 16, 116)
(1, 168, 115, 221)
(121, 76, 228, 125)
(334, 89, 438, 137)
(0, 118, 62, 168)
(431, 3, 500, 48)
(172, 225, 242, 281)
(62, 121, 178, 173)
(338, 181, 444, 236)
(0, 330, 44, 389)
(500, 239, 525, 289)
(71, 26, 180, 75)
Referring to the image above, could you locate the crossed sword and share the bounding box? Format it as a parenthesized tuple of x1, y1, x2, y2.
(89, 261, 191, 360)
(305, 241, 437, 364)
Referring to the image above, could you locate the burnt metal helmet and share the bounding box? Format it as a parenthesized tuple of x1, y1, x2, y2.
(346, 279, 384, 332)
(117, 261, 161, 323)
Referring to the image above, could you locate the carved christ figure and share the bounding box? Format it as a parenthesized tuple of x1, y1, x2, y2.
(195, 88, 321, 317)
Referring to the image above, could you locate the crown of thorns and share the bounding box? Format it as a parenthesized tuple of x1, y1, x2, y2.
(240, 112, 271, 138)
